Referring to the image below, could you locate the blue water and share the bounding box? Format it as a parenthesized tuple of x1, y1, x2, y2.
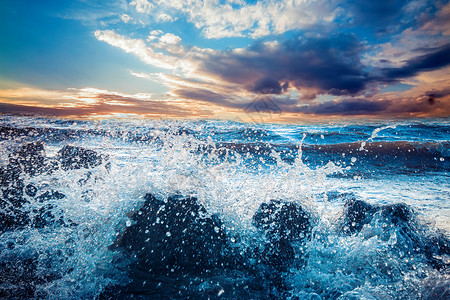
(0, 116, 449, 299)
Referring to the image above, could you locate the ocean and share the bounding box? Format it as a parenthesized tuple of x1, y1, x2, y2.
(0, 115, 448, 299)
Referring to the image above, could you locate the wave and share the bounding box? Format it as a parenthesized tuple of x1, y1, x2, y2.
(0, 118, 449, 299)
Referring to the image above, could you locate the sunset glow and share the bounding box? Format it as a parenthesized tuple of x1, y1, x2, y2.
(1, 0, 449, 120)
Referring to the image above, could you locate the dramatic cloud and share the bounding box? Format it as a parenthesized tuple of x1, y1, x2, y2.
(379, 43, 450, 80)
(202, 34, 367, 98)
(252, 77, 288, 95)
(299, 99, 391, 115)
(2, 0, 450, 120)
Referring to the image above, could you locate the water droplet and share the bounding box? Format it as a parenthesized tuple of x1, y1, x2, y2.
(166, 231, 171, 237)
(351, 157, 357, 163)
(126, 220, 132, 227)
(440, 157, 445, 161)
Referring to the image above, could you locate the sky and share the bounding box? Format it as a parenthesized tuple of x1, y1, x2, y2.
(1, 0, 450, 122)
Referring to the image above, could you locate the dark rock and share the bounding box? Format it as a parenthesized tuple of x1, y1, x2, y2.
(31, 204, 73, 228)
(2, 184, 27, 208)
(252, 200, 311, 274)
(57, 145, 106, 170)
(421, 279, 450, 300)
(341, 200, 416, 235)
(380, 203, 413, 225)
(0, 207, 30, 231)
(0, 255, 38, 299)
(340, 199, 376, 234)
(8, 142, 46, 176)
(0, 166, 20, 187)
(113, 194, 230, 274)
(253, 200, 311, 242)
(430, 234, 450, 256)
(340, 199, 450, 271)
(107, 194, 283, 298)
(340, 200, 418, 236)
(25, 184, 38, 197)
(0, 249, 62, 299)
(261, 239, 295, 271)
(36, 190, 66, 202)
(106, 196, 314, 298)
(32, 204, 56, 228)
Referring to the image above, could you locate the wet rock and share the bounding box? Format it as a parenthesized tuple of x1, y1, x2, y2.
(380, 203, 413, 225)
(340, 200, 417, 235)
(0, 255, 39, 299)
(0, 143, 92, 233)
(253, 200, 311, 242)
(36, 190, 66, 203)
(113, 194, 230, 274)
(105, 194, 290, 298)
(252, 200, 311, 273)
(57, 145, 107, 170)
(108, 197, 337, 298)
(421, 278, 450, 300)
(0, 249, 62, 299)
(340, 199, 450, 271)
(340, 199, 376, 234)
(261, 239, 295, 271)
(32, 204, 56, 228)
(8, 142, 46, 176)
(2, 182, 27, 208)
(25, 184, 38, 197)
(0, 206, 31, 231)
(0, 166, 18, 187)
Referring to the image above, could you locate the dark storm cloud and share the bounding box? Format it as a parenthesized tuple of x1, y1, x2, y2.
(237, 97, 390, 116)
(201, 33, 369, 98)
(425, 88, 450, 99)
(196, 33, 450, 105)
(380, 44, 450, 80)
(298, 99, 391, 115)
(240, 94, 448, 117)
(251, 77, 287, 94)
(342, 0, 448, 34)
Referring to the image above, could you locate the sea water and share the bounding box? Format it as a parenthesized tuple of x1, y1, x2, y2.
(0, 116, 448, 299)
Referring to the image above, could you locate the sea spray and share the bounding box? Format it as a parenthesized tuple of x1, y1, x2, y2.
(0, 116, 448, 299)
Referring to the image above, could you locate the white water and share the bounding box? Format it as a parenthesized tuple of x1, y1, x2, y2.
(0, 117, 448, 299)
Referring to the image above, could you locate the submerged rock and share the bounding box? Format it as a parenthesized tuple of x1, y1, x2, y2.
(340, 199, 376, 234)
(253, 199, 311, 242)
(107, 194, 244, 298)
(253, 200, 311, 271)
(57, 145, 107, 170)
(0, 142, 107, 232)
(339, 199, 416, 235)
(106, 194, 306, 299)
(340, 198, 450, 271)
(0, 205, 30, 231)
(7, 142, 46, 176)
